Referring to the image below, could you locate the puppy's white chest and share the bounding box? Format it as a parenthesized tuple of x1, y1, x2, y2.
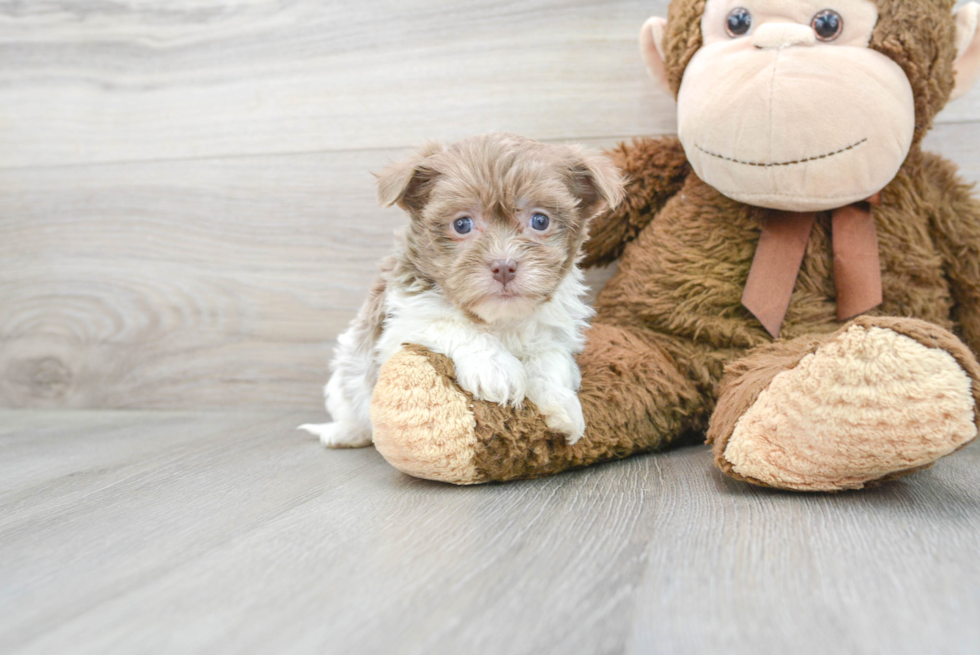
(488, 318, 553, 359)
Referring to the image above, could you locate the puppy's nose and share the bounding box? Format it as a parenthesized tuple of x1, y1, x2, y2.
(490, 259, 518, 285)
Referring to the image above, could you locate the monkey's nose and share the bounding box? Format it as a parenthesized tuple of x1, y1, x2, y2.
(490, 259, 518, 285)
(752, 23, 816, 49)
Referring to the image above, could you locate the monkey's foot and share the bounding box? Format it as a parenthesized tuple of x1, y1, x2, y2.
(708, 317, 980, 491)
(370, 346, 483, 484)
(370, 345, 628, 485)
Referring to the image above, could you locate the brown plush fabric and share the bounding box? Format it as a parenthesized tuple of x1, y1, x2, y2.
(582, 138, 690, 268)
(869, 0, 958, 147)
(370, 0, 980, 490)
(661, 0, 707, 97)
(922, 152, 980, 357)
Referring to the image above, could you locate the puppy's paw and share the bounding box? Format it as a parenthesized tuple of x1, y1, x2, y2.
(454, 353, 527, 407)
(529, 386, 586, 445)
(298, 422, 373, 448)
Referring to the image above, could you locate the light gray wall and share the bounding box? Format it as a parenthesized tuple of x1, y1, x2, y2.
(1, 0, 978, 410)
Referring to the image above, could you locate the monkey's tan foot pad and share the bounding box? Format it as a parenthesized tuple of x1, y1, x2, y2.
(711, 321, 979, 492)
(371, 345, 486, 485)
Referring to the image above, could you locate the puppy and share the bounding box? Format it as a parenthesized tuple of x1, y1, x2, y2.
(300, 133, 624, 448)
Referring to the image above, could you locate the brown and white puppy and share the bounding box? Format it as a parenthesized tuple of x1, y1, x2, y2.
(301, 133, 624, 448)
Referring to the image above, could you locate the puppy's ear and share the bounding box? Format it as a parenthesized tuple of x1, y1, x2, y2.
(376, 141, 445, 213)
(565, 147, 626, 219)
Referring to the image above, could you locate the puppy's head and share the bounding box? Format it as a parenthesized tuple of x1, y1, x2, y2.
(377, 133, 624, 323)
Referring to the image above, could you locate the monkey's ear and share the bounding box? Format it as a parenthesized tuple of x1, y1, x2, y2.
(567, 148, 626, 219)
(952, 3, 980, 101)
(640, 16, 671, 96)
(375, 142, 445, 211)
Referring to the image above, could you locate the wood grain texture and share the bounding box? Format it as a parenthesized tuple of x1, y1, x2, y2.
(1, 409, 978, 654)
(2, 0, 979, 169)
(0, 0, 676, 169)
(0, 148, 390, 409)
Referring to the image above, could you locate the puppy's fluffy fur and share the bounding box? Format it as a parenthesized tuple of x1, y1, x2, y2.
(301, 133, 624, 447)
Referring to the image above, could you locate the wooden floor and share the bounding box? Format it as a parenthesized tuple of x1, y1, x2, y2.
(2, 409, 979, 655)
(5, 2, 980, 653)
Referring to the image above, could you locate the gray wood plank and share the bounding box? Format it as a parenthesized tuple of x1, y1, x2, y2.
(1, 0, 978, 169)
(0, 147, 394, 410)
(1, 410, 979, 655)
(0, 408, 386, 652)
(627, 447, 980, 655)
(0, 0, 676, 168)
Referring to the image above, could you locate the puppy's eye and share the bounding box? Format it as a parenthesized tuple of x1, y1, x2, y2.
(530, 212, 551, 231)
(453, 217, 473, 235)
(726, 8, 752, 37)
(812, 10, 843, 41)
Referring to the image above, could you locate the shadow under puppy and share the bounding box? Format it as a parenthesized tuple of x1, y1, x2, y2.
(301, 133, 624, 448)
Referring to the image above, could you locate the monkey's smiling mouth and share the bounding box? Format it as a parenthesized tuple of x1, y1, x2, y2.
(695, 138, 868, 168)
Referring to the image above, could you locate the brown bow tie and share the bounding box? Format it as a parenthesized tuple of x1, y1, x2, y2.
(741, 194, 883, 339)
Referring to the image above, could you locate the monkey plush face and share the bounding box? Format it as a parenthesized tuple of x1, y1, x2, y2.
(641, 0, 980, 212)
(680, 0, 910, 211)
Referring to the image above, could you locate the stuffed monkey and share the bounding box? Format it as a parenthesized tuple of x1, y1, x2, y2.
(367, 0, 980, 491)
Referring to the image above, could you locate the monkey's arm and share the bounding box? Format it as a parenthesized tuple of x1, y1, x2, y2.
(926, 153, 980, 357)
(582, 136, 690, 268)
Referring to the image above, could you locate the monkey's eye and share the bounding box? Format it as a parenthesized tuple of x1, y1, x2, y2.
(530, 212, 551, 231)
(812, 10, 843, 41)
(726, 8, 752, 37)
(453, 217, 473, 234)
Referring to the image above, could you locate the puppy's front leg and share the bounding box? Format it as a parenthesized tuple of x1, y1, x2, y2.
(451, 338, 527, 407)
(524, 349, 586, 444)
(381, 318, 527, 408)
